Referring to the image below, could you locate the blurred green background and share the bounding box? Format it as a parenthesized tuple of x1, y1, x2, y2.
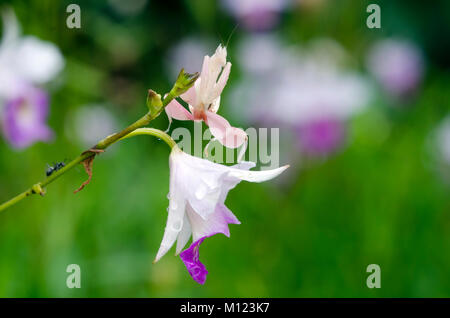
(0, 0, 449, 297)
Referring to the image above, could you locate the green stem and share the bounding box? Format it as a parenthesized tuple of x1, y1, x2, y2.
(119, 128, 176, 148)
(0, 82, 183, 213)
(0, 117, 168, 213)
(0, 190, 34, 212)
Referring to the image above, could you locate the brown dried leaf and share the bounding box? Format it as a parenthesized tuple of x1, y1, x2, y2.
(74, 156, 95, 194)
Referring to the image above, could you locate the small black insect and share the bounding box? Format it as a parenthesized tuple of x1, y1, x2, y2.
(46, 162, 66, 177)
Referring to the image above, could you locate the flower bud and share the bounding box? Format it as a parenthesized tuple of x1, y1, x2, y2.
(146, 89, 163, 117)
(169, 68, 199, 98)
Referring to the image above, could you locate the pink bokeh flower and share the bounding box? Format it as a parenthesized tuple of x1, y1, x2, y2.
(295, 118, 346, 156)
(166, 45, 247, 149)
(230, 36, 371, 157)
(220, 0, 290, 31)
(366, 38, 424, 99)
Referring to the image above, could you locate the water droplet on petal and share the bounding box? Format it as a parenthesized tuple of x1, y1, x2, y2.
(170, 201, 178, 210)
(171, 219, 183, 232)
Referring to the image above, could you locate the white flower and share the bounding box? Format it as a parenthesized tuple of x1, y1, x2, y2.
(0, 9, 64, 149)
(0, 9, 64, 98)
(154, 145, 288, 284)
(12, 36, 65, 84)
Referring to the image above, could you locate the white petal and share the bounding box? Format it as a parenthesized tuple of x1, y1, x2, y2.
(186, 203, 240, 242)
(231, 161, 256, 171)
(175, 214, 192, 255)
(168, 148, 288, 233)
(154, 199, 186, 262)
(178, 151, 228, 219)
(228, 164, 290, 183)
(154, 151, 187, 262)
(14, 36, 64, 84)
(218, 161, 255, 202)
(187, 185, 222, 220)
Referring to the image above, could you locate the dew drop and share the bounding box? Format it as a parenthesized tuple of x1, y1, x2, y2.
(171, 219, 183, 232)
(170, 201, 178, 210)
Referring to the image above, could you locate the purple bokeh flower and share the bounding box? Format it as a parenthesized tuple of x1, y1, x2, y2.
(366, 38, 424, 99)
(0, 9, 63, 149)
(153, 146, 288, 284)
(230, 36, 371, 157)
(1, 85, 53, 149)
(295, 118, 346, 156)
(220, 0, 290, 31)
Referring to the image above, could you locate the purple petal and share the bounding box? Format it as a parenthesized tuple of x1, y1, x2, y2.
(180, 236, 209, 284)
(180, 204, 241, 284)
